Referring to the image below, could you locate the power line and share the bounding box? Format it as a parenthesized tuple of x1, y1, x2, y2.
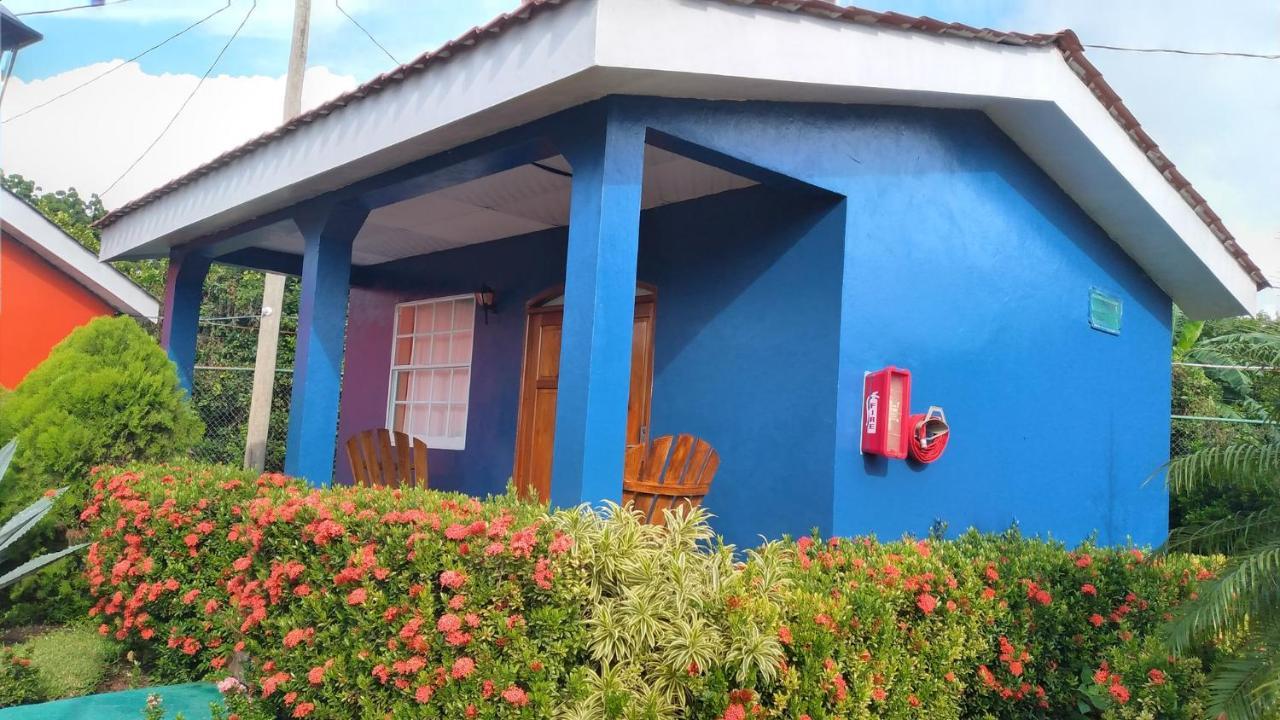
(1, 1, 232, 124)
(16, 0, 135, 16)
(334, 0, 399, 66)
(101, 0, 256, 198)
(1084, 43, 1280, 61)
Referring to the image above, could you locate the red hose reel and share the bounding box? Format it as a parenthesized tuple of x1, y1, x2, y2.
(861, 367, 949, 464)
(908, 406, 949, 464)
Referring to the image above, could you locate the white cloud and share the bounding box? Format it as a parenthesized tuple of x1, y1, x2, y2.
(1003, 0, 1280, 284)
(0, 61, 358, 207)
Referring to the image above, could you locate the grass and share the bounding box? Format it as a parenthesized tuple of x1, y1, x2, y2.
(21, 626, 115, 699)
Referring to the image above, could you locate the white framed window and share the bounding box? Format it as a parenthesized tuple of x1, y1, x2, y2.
(386, 294, 475, 450)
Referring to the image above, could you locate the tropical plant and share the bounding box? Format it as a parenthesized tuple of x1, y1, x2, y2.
(0, 439, 87, 590)
(1164, 336, 1280, 719)
(83, 463, 1219, 720)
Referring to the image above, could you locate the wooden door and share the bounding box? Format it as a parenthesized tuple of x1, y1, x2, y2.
(513, 295, 655, 502)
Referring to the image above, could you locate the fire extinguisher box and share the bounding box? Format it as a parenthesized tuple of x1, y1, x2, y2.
(861, 366, 911, 459)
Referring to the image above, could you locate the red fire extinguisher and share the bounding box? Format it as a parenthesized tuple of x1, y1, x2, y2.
(861, 367, 911, 459)
(908, 406, 950, 464)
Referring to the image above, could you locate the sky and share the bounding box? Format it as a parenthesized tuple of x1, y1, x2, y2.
(1, 0, 1277, 305)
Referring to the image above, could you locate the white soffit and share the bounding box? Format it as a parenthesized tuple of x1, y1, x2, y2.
(244, 147, 755, 266)
(1, 189, 158, 320)
(97, 0, 1256, 317)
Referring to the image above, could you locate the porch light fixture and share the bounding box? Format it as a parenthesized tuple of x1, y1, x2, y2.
(475, 284, 497, 324)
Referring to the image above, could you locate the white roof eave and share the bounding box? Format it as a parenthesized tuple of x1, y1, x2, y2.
(2, 189, 159, 320)
(98, 0, 1256, 319)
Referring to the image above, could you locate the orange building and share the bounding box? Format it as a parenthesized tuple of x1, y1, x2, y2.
(0, 188, 158, 388)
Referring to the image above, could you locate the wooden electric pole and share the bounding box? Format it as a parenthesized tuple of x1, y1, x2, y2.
(243, 0, 311, 471)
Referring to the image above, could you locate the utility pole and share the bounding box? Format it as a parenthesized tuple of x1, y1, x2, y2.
(243, 0, 311, 471)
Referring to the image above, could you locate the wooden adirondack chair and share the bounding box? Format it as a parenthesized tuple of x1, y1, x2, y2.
(345, 429, 428, 489)
(622, 434, 719, 525)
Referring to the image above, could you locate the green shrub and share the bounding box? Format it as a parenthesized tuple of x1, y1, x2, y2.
(0, 316, 201, 499)
(82, 464, 1221, 720)
(0, 316, 201, 626)
(0, 645, 48, 707)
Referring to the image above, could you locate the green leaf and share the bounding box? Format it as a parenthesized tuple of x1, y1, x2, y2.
(0, 542, 87, 590)
(0, 488, 68, 559)
(0, 438, 15, 485)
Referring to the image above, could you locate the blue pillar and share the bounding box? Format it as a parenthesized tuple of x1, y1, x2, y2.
(549, 108, 646, 508)
(284, 203, 369, 485)
(160, 249, 211, 395)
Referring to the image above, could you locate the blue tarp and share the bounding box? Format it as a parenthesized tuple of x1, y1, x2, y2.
(0, 682, 221, 720)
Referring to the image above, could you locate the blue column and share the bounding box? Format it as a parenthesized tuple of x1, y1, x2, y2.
(284, 203, 369, 486)
(549, 109, 646, 508)
(160, 249, 211, 395)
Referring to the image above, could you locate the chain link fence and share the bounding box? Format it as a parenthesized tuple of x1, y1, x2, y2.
(1170, 361, 1280, 459)
(1170, 414, 1279, 459)
(190, 366, 292, 470)
(187, 313, 295, 472)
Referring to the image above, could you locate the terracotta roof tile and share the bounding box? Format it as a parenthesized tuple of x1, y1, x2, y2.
(95, 0, 1268, 290)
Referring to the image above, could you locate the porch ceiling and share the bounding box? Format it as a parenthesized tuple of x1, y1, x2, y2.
(246, 145, 755, 266)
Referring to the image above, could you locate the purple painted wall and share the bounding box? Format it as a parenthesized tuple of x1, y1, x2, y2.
(335, 230, 568, 494)
(333, 286, 398, 485)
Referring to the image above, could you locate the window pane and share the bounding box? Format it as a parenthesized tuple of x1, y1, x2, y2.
(450, 330, 472, 364)
(429, 404, 448, 438)
(415, 303, 434, 333)
(397, 305, 415, 334)
(432, 299, 453, 330)
(393, 403, 407, 433)
(394, 371, 410, 401)
(450, 368, 469, 403)
(411, 370, 431, 401)
(431, 334, 451, 365)
(413, 336, 431, 364)
(447, 403, 467, 438)
(431, 369, 451, 403)
(394, 337, 412, 366)
(411, 404, 430, 439)
(454, 299, 474, 330)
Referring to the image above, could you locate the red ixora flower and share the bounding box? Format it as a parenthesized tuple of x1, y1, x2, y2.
(346, 588, 367, 606)
(916, 593, 939, 615)
(451, 657, 475, 679)
(501, 685, 529, 706)
(439, 570, 467, 590)
(1081, 583, 1098, 596)
(1148, 668, 1166, 685)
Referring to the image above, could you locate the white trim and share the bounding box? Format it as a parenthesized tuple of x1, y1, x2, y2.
(98, 0, 1255, 318)
(385, 293, 476, 451)
(1, 188, 158, 320)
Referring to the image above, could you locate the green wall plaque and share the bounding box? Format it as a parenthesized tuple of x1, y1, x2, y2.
(1089, 288, 1122, 335)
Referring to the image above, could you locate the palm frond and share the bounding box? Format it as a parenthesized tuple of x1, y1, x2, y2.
(1165, 506, 1280, 555)
(1205, 617, 1280, 720)
(1165, 444, 1280, 496)
(1165, 541, 1280, 651)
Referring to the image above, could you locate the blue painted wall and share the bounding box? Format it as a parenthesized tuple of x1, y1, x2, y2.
(337, 98, 1172, 548)
(620, 98, 1171, 546)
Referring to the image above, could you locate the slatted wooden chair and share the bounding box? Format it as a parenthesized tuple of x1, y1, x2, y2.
(622, 434, 720, 526)
(345, 429, 428, 489)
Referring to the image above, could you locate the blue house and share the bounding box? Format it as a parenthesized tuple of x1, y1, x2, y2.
(97, 0, 1266, 549)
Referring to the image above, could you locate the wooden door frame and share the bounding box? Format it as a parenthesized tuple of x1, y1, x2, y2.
(512, 283, 658, 500)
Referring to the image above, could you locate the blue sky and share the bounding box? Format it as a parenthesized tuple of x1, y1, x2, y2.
(7, 1, 517, 81)
(2, 0, 1277, 295)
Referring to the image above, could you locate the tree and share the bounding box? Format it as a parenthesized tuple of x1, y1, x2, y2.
(0, 172, 298, 470)
(1170, 308, 1280, 532)
(1164, 336, 1280, 719)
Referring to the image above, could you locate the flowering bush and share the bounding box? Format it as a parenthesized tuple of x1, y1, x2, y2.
(81, 464, 1220, 719)
(0, 646, 47, 707)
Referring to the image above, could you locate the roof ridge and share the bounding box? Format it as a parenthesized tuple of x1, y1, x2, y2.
(93, 0, 1268, 290)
